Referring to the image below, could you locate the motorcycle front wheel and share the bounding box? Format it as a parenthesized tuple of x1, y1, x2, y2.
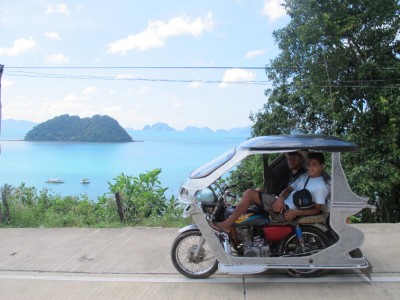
(280, 226, 330, 278)
(171, 230, 218, 279)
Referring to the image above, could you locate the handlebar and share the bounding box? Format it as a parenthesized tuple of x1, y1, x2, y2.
(202, 182, 237, 222)
(226, 192, 237, 199)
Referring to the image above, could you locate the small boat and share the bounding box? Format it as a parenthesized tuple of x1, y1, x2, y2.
(46, 178, 64, 184)
(80, 178, 90, 184)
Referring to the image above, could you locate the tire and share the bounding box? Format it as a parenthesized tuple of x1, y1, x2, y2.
(280, 226, 330, 278)
(171, 230, 218, 279)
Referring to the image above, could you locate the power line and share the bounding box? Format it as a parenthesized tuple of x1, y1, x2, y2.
(4, 65, 400, 70)
(4, 66, 268, 70)
(5, 71, 271, 85)
(4, 67, 400, 87)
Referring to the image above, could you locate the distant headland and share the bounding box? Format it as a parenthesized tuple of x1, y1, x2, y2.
(134, 122, 251, 135)
(1, 119, 251, 141)
(24, 114, 133, 143)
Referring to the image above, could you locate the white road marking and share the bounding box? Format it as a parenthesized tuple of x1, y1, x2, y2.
(0, 273, 399, 283)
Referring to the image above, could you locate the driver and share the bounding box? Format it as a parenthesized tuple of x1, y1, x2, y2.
(265, 150, 307, 195)
(211, 152, 328, 233)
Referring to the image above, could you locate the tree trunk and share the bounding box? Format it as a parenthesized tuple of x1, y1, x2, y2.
(115, 192, 125, 222)
(2, 197, 10, 221)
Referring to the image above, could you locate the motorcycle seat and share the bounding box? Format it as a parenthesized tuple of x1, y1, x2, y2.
(269, 211, 329, 225)
(296, 212, 329, 224)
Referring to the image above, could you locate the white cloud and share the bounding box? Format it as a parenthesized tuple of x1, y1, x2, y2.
(168, 96, 181, 108)
(261, 0, 287, 22)
(107, 13, 214, 54)
(189, 81, 201, 88)
(1, 79, 14, 87)
(171, 101, 181, 108)
(0, 37, 37, 57)
(82, 86, 96, 96)
(40, 99, 83, 114)
(46, 3, 71, 16)
(128, 108, 139, 114)
(102, 106, 122, 114)
(126, 86, 148, 96)
(45, 32, 61, 40)
(46, 53, 69, 64)
(137, 86, 149, 94)
(219, 69, 256, 88)
(63, 93, 77, 102)
(4, 98, 36, 120)
(115, 73, 134, 79)
(5, 95, 92, 121)
(126, 88, 136, 96)
(245, 49, 266, 59)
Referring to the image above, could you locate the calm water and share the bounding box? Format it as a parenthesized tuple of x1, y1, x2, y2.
(0, 131, 249, 199)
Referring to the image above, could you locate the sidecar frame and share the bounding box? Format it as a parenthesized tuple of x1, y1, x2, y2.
(178, 135, 371, 275)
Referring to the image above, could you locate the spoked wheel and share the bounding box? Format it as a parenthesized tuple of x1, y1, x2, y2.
(280, 227, 330, 278)
(171, 230, 218, 279)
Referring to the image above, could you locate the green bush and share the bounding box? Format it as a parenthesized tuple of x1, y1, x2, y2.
(108, 169, 169, 222)
(0, 169, 186, 228)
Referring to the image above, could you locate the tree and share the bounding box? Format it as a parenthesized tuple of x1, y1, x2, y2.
(247, 0, 400, 222)
(108, 169, 168, 221)
(1, 184, 14, 223)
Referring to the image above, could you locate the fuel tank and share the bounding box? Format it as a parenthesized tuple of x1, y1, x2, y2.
(232, 213, 270, 227)
(263, 225, 293, 241)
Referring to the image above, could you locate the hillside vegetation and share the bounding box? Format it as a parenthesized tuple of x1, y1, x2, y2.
(0, 169, 186, 228)
(24, 114, 133, 142)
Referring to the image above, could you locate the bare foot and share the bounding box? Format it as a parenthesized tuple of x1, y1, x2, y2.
(210, 221, 231, 233)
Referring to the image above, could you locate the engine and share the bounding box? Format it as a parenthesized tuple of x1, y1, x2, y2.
(236, 227, 270, 257)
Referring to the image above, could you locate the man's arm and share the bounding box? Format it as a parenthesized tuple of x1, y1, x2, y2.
(283, 204, 322, 221)
(273, 185, 294, 212)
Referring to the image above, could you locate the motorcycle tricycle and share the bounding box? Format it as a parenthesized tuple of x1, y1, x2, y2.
(171, 135, 371, 278)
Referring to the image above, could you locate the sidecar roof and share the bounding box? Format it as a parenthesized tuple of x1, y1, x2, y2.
(238, 135, 357, 152)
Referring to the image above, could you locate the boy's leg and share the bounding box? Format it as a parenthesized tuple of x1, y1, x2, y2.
(213, 189, 262, 232)
(260, 192, 286, 222)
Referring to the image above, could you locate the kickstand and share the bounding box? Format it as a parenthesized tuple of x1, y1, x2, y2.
(361, 259, 373, 281)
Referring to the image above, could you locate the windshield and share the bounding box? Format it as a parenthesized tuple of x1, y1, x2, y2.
(190, 148, 236, 179)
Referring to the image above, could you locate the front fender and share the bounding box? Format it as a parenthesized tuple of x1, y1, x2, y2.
(178, 224, 199, 233)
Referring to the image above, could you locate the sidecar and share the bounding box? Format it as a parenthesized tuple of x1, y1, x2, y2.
(176, 134, 371, 277)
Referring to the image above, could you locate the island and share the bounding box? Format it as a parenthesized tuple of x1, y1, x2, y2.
(24, 114, 133, 142)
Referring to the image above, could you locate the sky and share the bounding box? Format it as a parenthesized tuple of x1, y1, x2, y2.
(0, 0, 290, 131)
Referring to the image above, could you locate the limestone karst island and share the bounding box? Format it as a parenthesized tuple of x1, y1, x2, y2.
(24, 114, 133, 143)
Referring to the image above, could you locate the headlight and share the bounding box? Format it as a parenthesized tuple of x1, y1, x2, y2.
(195, 188, 216, 203)
(180, 187, 189, 197)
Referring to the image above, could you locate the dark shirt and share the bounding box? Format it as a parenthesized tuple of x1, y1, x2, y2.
(270, 167, 307, 195)
(288, 167, 307, 186)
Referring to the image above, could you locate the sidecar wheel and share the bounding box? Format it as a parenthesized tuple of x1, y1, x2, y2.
(280, 227, 330, 278)
(171, 230, 218, 279)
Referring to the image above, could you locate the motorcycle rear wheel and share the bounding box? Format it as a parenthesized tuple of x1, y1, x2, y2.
(171, 230, 218, 279)
(280, 227, 330, 278)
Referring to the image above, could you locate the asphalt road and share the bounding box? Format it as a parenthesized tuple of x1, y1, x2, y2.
(0, 224, 399, 300)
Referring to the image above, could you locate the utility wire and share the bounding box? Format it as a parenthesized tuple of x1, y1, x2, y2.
(5, 71, 271, 85)
(4, 66, 400, 87)
(6, 70, 399, 87)
(4, 65, 400, 70)
(5, 66, 267, 70)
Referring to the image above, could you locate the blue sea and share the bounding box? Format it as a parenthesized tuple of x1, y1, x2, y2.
(0, 130, 250, 200)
